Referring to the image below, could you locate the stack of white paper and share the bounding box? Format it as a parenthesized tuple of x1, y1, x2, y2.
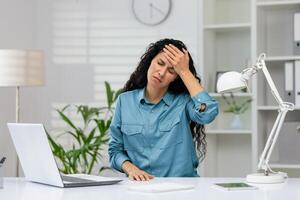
(127, 182, 195, 193)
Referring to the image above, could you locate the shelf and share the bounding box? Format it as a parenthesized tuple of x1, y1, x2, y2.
(257, 106, 280, 110)
(257, 106, 300, 110)
(204, 23, 251, 32)
(203, 0, 250, 26)
(265, 56, 300, 61)
(209, 93, 252, 97)
(206, 129, 252, 134)
(269, 163, 300, 169)
(257, 0, 300, 7)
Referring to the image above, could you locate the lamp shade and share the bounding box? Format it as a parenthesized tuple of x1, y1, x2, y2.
(216, 71, 247, 93)
(0, 49, 44, 87)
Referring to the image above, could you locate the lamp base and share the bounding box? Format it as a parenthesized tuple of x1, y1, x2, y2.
(246, 172, 286, 184)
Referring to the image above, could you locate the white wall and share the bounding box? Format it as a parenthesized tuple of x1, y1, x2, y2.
(0, 0, 36, 176)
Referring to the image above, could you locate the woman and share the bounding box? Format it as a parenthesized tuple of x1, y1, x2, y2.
(108, 38, 218, 181)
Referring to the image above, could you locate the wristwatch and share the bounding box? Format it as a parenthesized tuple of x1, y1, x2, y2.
(199, 103, 206, 112)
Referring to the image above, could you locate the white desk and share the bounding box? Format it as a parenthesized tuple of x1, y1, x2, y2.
(0, 177, 299, 200)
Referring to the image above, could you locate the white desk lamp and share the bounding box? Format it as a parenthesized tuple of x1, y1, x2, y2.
(216, 53, 294, 184)
(0, 49, 44, 176)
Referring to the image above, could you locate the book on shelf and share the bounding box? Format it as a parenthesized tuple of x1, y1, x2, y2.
(284, 61, 295, 104)
(295, 61, 300, 107)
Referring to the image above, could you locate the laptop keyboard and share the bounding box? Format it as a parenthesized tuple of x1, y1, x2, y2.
(61, 175, 94, 183)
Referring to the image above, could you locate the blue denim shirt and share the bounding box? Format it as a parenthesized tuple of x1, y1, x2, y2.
(108, 88, 219, 177)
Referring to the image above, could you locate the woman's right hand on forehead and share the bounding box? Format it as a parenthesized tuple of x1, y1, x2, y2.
(163, 44, 190, 75)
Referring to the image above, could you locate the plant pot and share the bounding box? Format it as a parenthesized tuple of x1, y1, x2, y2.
(230, 114, 243, 129)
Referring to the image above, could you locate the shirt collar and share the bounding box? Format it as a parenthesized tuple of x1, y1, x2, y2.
(162, 91, 173, 106)
(138, 88, 173, 106)
(137, 88, 145, 104)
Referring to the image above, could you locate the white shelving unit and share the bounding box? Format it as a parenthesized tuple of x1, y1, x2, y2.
(257, 0, 300, 7)
(209, 93, 252, 97)
(203, 23, 251, 31)
(265, 56, 300, 61)
(258, 106, 300, 110)
(206, 129, 252, 134)
(270, 164, 300, 169)
(200, 0, 300, 177)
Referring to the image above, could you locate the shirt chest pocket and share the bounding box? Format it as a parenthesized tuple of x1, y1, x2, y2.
(158, 117, 183, 149)
(121, 124, 144, 152)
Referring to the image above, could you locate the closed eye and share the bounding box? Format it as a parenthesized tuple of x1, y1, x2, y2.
(157, 59, 165, 66)
(168, 68, 175, 74)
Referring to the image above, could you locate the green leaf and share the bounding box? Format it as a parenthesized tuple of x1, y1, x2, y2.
(105, 81, 114, 109)
(65, 131, 81, 144)
(86, 127, 97, 144)
(56, 109, 77, 131)
(77, 105, 101, 126)
(98, 166, 111, 174)
(61, 104, 71, 112)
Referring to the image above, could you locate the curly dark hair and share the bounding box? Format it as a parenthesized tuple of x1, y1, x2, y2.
(123, 38, 207, 162)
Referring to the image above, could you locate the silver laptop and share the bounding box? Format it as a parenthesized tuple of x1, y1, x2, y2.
(7, 123, 122, 188)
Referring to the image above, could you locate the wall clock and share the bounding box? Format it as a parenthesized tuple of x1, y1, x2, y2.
(132, 0, 172, 26)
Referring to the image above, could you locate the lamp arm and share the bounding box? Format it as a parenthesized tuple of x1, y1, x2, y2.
(260, 64, 284, 106)
(254, 53, 294, 174)
(257, 110, 288, 173)
(257, 54, 284, 106)
(264, 111, 288, 169)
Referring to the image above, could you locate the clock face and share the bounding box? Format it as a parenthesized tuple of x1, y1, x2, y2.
(132, 0, 172, 26)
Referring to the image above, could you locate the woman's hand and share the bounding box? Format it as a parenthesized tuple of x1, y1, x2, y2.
(163, 44, 204, 96)
(163, 44, 190, 75)
(122, 161, 154, 181)
(127, 168, 154, 181)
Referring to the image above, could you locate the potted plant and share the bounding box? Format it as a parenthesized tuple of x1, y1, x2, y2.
(47, 82, 122, 175)
(222, 93, 252, 129)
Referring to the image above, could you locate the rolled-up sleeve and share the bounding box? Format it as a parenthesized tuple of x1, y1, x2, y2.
(185, 91, 219, 124)
(108, 97, 130, 172)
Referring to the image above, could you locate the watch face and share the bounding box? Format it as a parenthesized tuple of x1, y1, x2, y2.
(132, 0, 172, 26)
